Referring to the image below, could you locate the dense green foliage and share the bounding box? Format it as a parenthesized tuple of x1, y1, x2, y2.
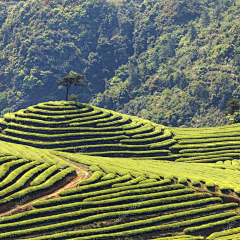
(1, 0, 240, 126)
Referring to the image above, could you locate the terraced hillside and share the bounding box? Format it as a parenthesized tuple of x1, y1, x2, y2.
(2, 101, 240, 239)
(0, 152, 239, 239)
(170, 125, 240, 164)
(0, 140, 77, 214)
(0, 101, 176, 159)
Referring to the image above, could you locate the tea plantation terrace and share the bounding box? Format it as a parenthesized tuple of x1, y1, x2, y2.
(2, 101, 240, 239)
(0, 152, 239, 239)
(170, 125, 240, 164)
(0, 101, 177, 159)
(0, 140, 75, 213)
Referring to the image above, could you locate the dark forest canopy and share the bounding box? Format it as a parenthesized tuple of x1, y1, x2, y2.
(0, 0, 240, 127)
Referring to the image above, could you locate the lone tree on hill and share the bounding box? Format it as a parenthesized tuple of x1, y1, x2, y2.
(57, 73, 86, 101)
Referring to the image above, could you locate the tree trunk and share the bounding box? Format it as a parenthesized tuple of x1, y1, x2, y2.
(66, 87, 69, 101)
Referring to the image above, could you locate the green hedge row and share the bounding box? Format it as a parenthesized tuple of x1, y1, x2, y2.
(34, 180, 171, 208)
(207, 222, 240, 239)
(3, 129, 127, 141)
(70, 115, 120, 127)
(34, 107, 100, 118)
(7, 122, 124, 134)
(5, 199, 228, 240)
(181, 149, 240, 157)
(97, 165, 116, 174)
(83, 149, 171, 157)
(67, 111, 111, 124)
(88, 165, 101, 172)
(99, 165, 130, 176)
(51, 150, 93, 166)
(0, 134, 130, 149)
(132, 155, 180, 161)
(101, 173, 116, 180)
(5, 195, 222, 227)
(0, 119, 7, 129)
(150, 139, 177, 149)
(0, 167, 75, 206)
(54, 144, 152, 153)
(63, 192, 213, 210)
(0, 163, 49, 198)
(0, 155, 22, 164)
(176, 154, 236, 162)
(30, 165, 59, 186)
(80, 190, 203, 208)
(209, 233, 240, 240)
(178, 136, 240, 144)
(170, 141, 240, 150)
(179, 145, 240, 154)
(0, 145, 13, 157)
(6, 120, 151, 137)
(183, 157, 233, 163)
(31, 150, 54, 165)
(181, 154, 238, 162)
(131, 126, 162, 139)
(112, 176, 146, 187)
(184, 215, 240, 234)
(139, 179, 158, 184)
(120, 133, 173, 145)
(34, 103, 79, 110)
(122, 121, 143, 130)
(151, 236, 204, 240)
(0, 202, 235, 239)
(96, 117, 131, 127)
(6, 124, 159, 142)
(142, 172, 160, 180)
(78, 171, 103, 186)
(124, 124, 154, 136)
(6, 111, 112, 127)
(0, 191, 197, 233)
(1, 143, 45, 164)
(26, 105, 92, 116)
(0, 159, 28, 181)
(174, 131, 240, 140)
(44, 152, 69, 168)
(0, 144, 20, 156)
(83, 184, 188, 202)
(0, 161, 41, 191)
(59, 174, 132, 196)
(55, 143, 151, 152)
(6, 146, 34, 161)
(15, 108, 103, 121)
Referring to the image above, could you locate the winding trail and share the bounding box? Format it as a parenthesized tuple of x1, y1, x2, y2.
(0, 161, 90, 218)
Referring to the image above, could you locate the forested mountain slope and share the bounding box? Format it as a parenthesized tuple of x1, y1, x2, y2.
(1, 0, 240, 127)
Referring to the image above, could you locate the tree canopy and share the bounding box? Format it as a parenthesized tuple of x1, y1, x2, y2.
(57, 73, 86, 101)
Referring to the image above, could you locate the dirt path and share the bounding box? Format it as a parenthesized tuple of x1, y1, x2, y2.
(0, 162, 90, 218)
(31, 162, 90, 203)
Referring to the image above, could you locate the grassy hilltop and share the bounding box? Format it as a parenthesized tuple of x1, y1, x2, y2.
(0, 101, 240, 239)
